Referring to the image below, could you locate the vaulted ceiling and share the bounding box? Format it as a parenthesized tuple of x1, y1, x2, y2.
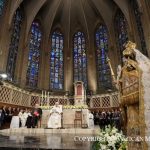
(8, 0, 130, 41)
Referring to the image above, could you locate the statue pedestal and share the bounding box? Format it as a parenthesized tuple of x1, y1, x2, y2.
(41, 108, 89, 128)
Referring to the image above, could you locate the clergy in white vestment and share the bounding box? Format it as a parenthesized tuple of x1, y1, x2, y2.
(18, 109, 25, 127)
(10, 109, 20, 128)
(10, 116, 20, 128)
(47, 102, 62, 128)
(22, 110, 28, 127)
(88, 110, 94, 128)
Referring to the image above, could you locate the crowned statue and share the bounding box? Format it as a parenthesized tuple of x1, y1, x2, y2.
(115, 41, 150, 150)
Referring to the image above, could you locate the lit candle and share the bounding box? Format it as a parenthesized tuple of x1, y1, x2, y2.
(45, 91, 47, 106)
(42, 90, 43, 106)
(47, 92, 49, 106)
(107, 57, 116, 82)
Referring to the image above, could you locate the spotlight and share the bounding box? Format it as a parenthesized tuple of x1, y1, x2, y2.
(0, 73, 8, 79)
(107, 89, 112, 93)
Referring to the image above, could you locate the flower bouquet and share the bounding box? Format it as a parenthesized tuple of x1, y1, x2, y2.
(92, 125, 127, 150)
(40, 106, 53, 110)
(40, 105, 88, 110)
(63, 105, 88, 109)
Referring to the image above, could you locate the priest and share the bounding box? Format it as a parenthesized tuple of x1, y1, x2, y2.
(47, 102, 62, 129)
(88, 110, 94, 128)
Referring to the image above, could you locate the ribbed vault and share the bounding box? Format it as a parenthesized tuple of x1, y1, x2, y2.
(8, 0, 131, 42)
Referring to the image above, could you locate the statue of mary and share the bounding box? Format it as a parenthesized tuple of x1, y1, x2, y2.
(117, 41, 150, 149)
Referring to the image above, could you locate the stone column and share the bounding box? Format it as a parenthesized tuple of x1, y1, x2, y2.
(128, 0, 150, 56)
(15, 19, 27, 83)
(19, 34, 30, 88)
(108, 27, 119, 76)
(140, 0, 150, 56)
(38, 33, 50, 90)
(64, 32, 73, 93)
(0, 1, 12, 72)
(87, 29, 97, 94)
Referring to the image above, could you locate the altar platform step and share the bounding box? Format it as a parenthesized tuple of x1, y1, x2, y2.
(0, 126, 100, 135)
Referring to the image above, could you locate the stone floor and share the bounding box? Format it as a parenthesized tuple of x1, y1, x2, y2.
(0, 127, 99, 150)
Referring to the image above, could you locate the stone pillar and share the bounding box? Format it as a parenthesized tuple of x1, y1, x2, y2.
(87, 29, 97, 94)
(106, 23, 122, 86)
(19, 34, 30, 88)
(0, 1, 11, 72)
(15, 19, 27, 83)
(140, 0, 150, 57)
(64, 32, 73, 93)
(38, 33, 50, 90)
(108, 27, 119, 76)
(128, 0, 150, 56)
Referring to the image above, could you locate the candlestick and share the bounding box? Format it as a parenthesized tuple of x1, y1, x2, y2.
(45, 91, 47, 106)
(107, 57, 116, 82)
(47, 92, 49, 106)
(42, 90, 43, 106)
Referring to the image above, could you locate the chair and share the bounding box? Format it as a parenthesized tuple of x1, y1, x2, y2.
(74, 111, 82, 128)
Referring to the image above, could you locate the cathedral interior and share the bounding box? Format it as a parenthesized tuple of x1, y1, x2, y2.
(0, 0, 150, 150)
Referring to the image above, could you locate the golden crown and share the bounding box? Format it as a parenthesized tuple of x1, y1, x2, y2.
(123, 41, 136, 57)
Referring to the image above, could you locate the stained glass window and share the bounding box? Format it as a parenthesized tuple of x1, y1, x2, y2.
(7, 8, 23, 79)
(95, 25, 112, 89)
(114, 10, 128, 59)
(26, 22, 42, 87)
(50, 31, 64, 90)
(0, 0, 5, 16)
(73, 32, 87, 87)
(131, 0, 148, 56)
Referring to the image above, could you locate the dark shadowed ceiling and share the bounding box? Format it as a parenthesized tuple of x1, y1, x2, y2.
(8, 0, 130, 42)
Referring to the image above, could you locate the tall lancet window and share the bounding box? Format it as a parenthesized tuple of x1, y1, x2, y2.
(0, 0, 6, 16)
(95, 25, 112, 90)
(73, 32, 87, 87)
(7, 8, 23, 79)
(26, 22, 42, 87)
(114, 10, 128, 59)
(50, 31, 64, 90)
(131, 0, 148, 56)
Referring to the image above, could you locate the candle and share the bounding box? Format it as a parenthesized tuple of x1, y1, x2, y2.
(42, 90, 43, 106)
(47, 92, 49, 106)
(45, 91, 47, 105)
(107, 57, 116, 82)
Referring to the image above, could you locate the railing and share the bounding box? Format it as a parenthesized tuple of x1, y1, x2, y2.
(0, 82, 68, 107)
(90, 92, 119, 109)
(0, 82, 119, 109)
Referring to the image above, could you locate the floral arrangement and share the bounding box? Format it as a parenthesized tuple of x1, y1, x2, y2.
(40, 105, 88, 110)
(63, 105, 88, 109)
(92, 125, 127, 150)
(40, 106, 53, 110)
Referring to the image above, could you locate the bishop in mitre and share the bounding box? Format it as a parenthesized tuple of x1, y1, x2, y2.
(47, 102, 62, 128)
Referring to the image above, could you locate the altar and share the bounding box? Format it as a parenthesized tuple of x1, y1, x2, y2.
(41, 107, 89, 128)
(41, 81, 89, 128)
